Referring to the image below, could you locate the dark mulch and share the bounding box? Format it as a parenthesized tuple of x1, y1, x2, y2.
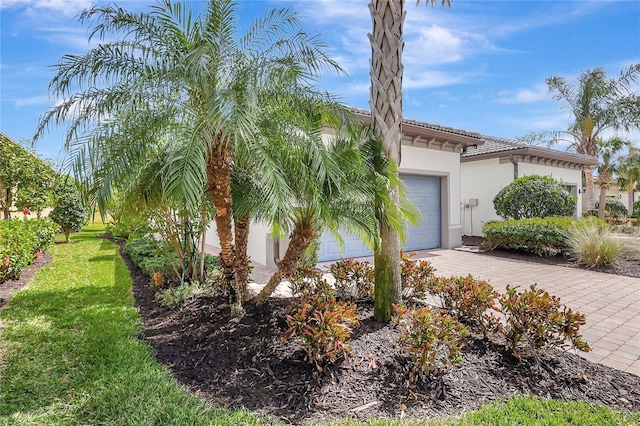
(0, 252, 53, 309)
(116, 242, 640, 425)
(462, 236, 640, 279)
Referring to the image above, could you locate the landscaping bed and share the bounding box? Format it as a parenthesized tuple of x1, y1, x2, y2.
(0, 251, 52, 309)
(462, 235, 640, 279)
(120, 243, 640, 425)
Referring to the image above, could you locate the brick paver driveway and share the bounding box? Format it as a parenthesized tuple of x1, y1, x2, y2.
(422, 249, 640, 376)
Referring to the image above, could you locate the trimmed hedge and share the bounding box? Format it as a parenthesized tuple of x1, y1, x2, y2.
(493, 175, 576, 220)
(482, 217, 607, 257)
(0, 219, 58, 282)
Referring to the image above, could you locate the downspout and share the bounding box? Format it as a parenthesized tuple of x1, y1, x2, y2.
(509, 155, 519, 179)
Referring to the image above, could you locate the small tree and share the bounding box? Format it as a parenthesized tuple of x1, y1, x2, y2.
(50, 179, 88, 243)
(493, 175, 576, 220)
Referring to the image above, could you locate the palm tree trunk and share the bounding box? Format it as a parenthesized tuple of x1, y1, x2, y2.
(254, 218, 316, 305)
(598, 184, 608, 219)
(584, 165, 596, 211)
(206, 137, 242, 308)
(234, 215, 251, 301)
(369, 0, 405, 321)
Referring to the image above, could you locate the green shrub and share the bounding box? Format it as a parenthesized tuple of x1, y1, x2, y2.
(401, 252, 436, 298)
(282, 290, 360, 371)
(427, 274, 501, 337)
(393, 304, 468, 381)
(498, 284, 590, 365)
(493, 175, 576, 220)
(330, 258, 374, 300)
(50, 180, 89, 243)
(582, 209, 599, 217)
(289, 264, 333, 297)
(0, 219, 57, 282)
(155, 281, 211, 308)
(482, 217, 577, 256)
(632, 200, 640, 219)
(124, 237, 161, 266)
(565, 221, 623, 267)
(595, 199, 628, 218)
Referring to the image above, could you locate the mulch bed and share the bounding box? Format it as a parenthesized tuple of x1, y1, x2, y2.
(461, 235, 640, 279)
(0, 252, 53, 309)
(117, 242, 639, 425)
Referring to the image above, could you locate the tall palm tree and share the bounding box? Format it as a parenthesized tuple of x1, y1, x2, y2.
(368, 0, 450, 321)
(541, 66, 640, 210)
(35, 0, 344, 312)
(596, 138, 629, 219)
(617, 147, 640, 214)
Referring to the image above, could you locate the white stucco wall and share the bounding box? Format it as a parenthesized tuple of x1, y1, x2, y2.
(461, 159, 585, 236)
(400, 145, 462, 249)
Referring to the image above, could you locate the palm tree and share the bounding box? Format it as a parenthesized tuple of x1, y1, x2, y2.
(596, 138, 629, 219)
(540, 66, 640, 210)
(35, 0, 344, 313)
(617, 147, 640, 213)
(368, 0, 451, 321)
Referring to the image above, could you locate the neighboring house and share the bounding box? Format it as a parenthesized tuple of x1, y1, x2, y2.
(460, 136, 598, 236)
(597, 182, 638, 214)
(205, 111, 483, 267)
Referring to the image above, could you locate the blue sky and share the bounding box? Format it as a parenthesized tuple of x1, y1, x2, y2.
(1, 0, 639, 164)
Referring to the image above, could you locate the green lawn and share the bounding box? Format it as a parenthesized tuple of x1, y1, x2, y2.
(1, 226, 637, 425)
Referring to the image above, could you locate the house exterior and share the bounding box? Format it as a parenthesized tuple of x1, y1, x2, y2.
(598, 182, 638, 214)
(460, 136, 598, 236)
(205, 112, 482, 267)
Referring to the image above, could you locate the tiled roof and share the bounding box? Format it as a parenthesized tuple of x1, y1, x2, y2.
(462, 135, 597, 163)
(350, 107, 482, 140)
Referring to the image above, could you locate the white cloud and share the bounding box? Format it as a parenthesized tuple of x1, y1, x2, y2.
(15, 95, 50, 107)
(1, 0, 94, 17)
(495, 84, 549, 104)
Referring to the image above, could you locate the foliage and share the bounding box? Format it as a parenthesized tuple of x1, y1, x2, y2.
(582, 209, 599, 217)
(493, 175, 576, 220)
(400, 252, 436, 298)
(0, 134, 55, 219)
(155, 281, 212, 309)
(330, 258, 375, 300)
(282, 289, 360, 371)
(634, 200, 640, 219)
(482, 217, 578, 256)
(393, 304, 469, 381)
(594, 199, 628, 218)
(564, 221, 623, 267)
(0, 219, 57, 282)
(49, 179, 89, 243)
(427, 275, 501, 337)
(497, 284, 590, 364)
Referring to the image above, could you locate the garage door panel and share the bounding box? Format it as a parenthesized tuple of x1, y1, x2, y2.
(318, 174, 441, 262)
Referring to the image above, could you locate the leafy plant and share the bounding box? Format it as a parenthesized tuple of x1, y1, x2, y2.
(498, 284, 590, 365)
(482, 217, 578, 256)
(564, 221, 623, 267)
(401, 252, 436, 298)
(393, 304, 469, 381)
(428, 275, 501, 337)
(329, 258, 374, 300)
(289, 264, 334, 298)
(633, 200, 640, 219)
(282, 290, 360, 371)
(49, 179, 89, 243)
(493, 175, 576, 220)
(0, 219, 57, 282)
(155, 281, 211, 309)
(595, 199, 628, 218)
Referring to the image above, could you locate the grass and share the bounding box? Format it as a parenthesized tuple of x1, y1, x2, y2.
(1, 226, 638, 425)
(0, 225, 268, 425)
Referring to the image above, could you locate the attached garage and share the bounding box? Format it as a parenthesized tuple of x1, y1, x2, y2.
(318, 174, 441, 262)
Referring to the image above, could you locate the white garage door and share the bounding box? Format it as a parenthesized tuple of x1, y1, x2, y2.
(318, 174, 441, 262)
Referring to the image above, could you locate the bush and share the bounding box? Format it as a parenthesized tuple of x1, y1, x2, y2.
(498, 284, 590, 365)
(582, 209, 599, 217)
(393, 304, 469, 381)
(633, 200, 640, 219)
(595, 199, 628, 218)
(564, 221, 623, 267)
(0, 219, 57, 282)
(482, 217, 577, 256)
(401, 252, 436, 298)
(155, 281, 211, 308)
(283, 291, 360, 371)
(427, 274, 501, 337)
(493, 175, 576, 220)
(330, 258, 374, 300)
